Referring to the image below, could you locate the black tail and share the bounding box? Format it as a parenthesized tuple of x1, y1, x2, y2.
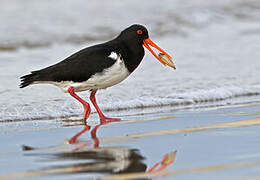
(20, 71, 42, 88)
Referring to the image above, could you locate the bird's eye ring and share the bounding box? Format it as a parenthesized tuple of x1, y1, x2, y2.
(137, 30, 143, 35)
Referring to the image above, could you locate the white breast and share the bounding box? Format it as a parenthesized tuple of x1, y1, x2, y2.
(50, 52, 130, 92)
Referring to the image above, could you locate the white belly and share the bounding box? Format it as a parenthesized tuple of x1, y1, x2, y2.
(51, 52, 130, 92)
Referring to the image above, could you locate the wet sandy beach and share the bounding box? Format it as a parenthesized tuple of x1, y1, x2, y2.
(0, 103, 260, 180)
(1, 0, 260, 179)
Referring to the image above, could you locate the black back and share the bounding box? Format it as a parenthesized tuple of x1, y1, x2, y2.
(20, 24, 149, 88)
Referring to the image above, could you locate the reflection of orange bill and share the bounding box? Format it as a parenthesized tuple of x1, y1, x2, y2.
(161, 150, 177, 165)
(147, 150, 177, 173)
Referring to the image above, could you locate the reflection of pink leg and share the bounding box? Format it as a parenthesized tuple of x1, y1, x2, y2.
(68, 125, 91, 144)
(90, 119, 120, 148)
(91, 125, 100, 148)
(68, 87, 91, 124)
(72, 141, 92, 152)
(90, 90, 120, 123)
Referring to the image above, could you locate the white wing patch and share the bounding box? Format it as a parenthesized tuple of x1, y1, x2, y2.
(42, 51, 131, 92)
(108, 51, 119, 60)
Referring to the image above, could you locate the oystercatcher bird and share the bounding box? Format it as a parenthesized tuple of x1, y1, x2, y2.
(20, 24, 175, 124)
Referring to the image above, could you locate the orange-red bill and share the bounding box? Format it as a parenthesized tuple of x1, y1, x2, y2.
(143, 38, 174, 67)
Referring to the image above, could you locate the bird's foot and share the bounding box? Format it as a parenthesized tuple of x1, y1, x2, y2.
(100, 116, 120, 124)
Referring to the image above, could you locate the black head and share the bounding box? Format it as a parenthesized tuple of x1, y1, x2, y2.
(118, 24, 176, 69)
(118, 24, 149, 46)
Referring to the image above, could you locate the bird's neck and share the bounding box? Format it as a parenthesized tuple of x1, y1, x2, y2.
(118, 39, 145, 73)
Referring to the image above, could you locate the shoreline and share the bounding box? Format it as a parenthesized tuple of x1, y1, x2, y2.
(1, 95, 260, 124)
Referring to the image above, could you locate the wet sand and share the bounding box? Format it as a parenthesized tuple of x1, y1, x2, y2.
(1, 1, 260, 179)
(0, 103, 260, 179)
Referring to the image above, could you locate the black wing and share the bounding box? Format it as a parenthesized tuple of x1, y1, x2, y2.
(20, 43, 117, 88)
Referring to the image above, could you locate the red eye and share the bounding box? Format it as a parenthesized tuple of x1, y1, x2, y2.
(137, 30, 143, 35)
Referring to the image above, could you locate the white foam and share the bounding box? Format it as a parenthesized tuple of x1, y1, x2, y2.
(1, 84, 260, 122)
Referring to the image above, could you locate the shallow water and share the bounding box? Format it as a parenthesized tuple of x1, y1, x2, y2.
(1, 2, 260, 179)
(0, 104, 260, 179)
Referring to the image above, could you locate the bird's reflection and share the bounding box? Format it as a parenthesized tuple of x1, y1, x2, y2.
(53, 119, 148, 175)
(22, 119, 176, 179)
(68, 118, 119, 147)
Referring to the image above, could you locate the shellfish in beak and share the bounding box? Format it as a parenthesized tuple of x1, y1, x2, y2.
(158, 53, 176, 69)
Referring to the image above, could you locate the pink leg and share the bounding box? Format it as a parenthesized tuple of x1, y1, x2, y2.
(68, 87, 91, 124)
(90, 90, 120, 123)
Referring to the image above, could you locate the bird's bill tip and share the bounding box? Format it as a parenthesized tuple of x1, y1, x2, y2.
(143, 38, 176, 69)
